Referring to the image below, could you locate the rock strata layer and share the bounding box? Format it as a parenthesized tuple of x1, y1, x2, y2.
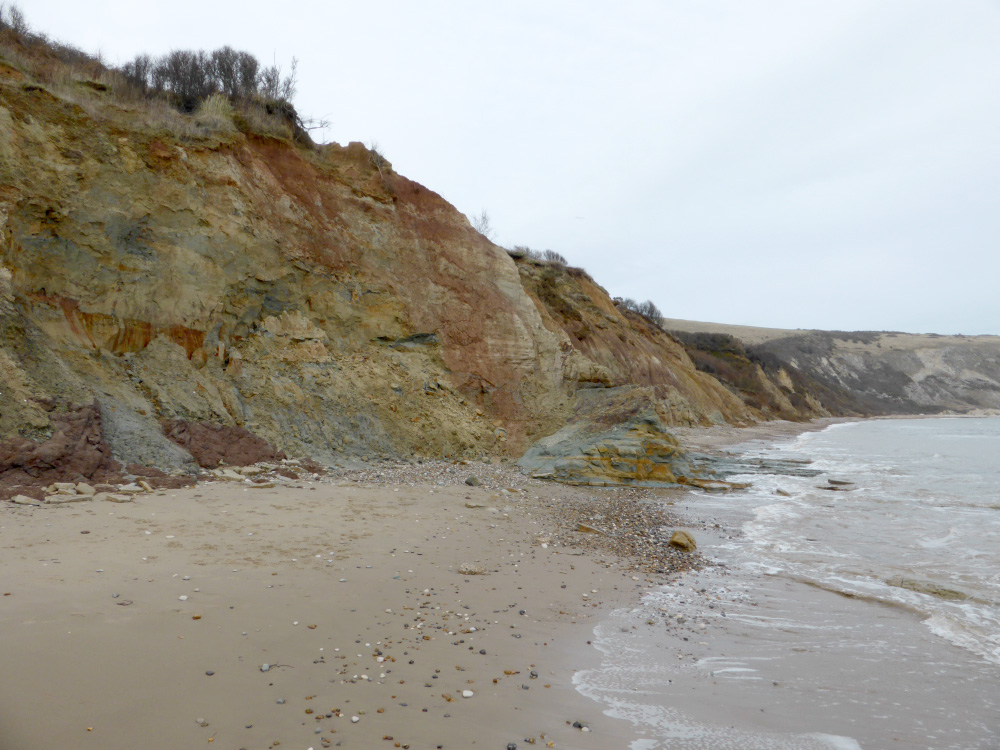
(0, 56, 753, 471)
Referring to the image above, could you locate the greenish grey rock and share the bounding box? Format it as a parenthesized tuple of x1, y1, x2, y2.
(518, 387, 693, 487)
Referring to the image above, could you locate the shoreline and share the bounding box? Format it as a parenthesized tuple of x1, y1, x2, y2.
(0, 417, 854, 749)
(586, 415, 1000, 749)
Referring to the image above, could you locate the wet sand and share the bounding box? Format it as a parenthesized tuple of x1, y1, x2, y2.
(581, 520, 1000, 750)
(0, 466, 692, 750)
(0, 420, 841, 750)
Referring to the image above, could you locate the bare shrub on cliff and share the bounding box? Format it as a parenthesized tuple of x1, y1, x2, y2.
(259, 57, 297, 102)
(209, 46, 260, 100)
(154, 50, 215, 111)
(0, 3, 29, 36)
(542, 249, 567, 265)
(118, 46, 300, 124)
(120, 53, 154, 95)
(368, 141, 389, 178)
(636, 299, 664, 327)
(472, 210, 495, 241)
(505, 245, 569, 266)
(614, 297, 664, 328)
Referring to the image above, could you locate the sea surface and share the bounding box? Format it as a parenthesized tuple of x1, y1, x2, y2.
(576, 417, 1000, 750)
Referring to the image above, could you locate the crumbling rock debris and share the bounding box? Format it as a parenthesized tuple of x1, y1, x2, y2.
(161, 420, 286, 468)
(0, 401, 123, 500)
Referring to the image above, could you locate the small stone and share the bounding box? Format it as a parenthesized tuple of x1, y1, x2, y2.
(276, 698, 284, 704)
(10, 495, 41, 506)
(462, 690, 474, 698)
(205, 670, 214, 676)
(261, 664, 270, 672)
(178, 595, 188, 601)
(44, 494, 89, 504)
(351, 715, 360, 723)
(668, 530, 697, 552)
(464, 476, 481, 486)
(457, 563, 486, 576)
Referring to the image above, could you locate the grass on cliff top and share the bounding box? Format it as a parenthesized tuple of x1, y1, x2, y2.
(0, 10, 308, 145)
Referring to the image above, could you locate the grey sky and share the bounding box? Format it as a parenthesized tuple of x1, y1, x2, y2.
(25, 0, 1000, 334)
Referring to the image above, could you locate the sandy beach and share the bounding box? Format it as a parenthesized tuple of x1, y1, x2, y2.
(0, 456, 709, 750)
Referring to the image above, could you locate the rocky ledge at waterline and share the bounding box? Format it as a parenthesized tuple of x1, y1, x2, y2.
(517, 387, 747, 490)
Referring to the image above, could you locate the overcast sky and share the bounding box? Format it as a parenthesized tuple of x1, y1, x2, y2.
(25, 1, 1000, 334)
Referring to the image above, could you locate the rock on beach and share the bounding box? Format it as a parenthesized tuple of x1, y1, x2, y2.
(668, 530, 697, 552)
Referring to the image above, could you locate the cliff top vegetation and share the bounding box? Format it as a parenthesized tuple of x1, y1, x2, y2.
(0, 3, 315, 144)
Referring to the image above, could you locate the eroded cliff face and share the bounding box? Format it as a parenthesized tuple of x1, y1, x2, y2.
(757, 332, 1000, 414)
(667, 320, 1000, 417)
(0, 64, 752, 467)
(515, 260, 754, 425)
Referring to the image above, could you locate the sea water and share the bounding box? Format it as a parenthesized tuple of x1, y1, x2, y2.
(576, 418, 1000, 749)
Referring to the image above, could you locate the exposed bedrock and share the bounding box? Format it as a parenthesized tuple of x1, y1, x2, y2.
(0, 70, 754, 468)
